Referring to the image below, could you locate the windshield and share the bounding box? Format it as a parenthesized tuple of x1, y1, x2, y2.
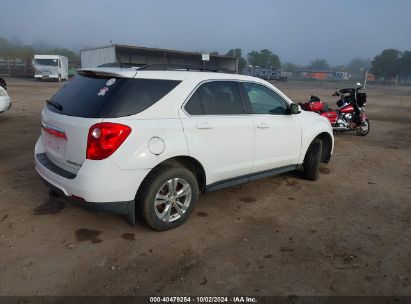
(34, 59, 58, 66)
(47, 74, 181, 118)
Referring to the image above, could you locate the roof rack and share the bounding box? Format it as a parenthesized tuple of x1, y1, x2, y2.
(98, 62, 144, 68)
(138, 64, 234, 74)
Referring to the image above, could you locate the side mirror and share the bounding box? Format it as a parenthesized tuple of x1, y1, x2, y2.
(290, 103, 301, 114)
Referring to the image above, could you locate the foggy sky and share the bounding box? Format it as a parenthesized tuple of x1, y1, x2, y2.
(1, 0, 410, 65)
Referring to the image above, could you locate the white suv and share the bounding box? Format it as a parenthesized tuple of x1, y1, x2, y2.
(34, 64, 333, 230)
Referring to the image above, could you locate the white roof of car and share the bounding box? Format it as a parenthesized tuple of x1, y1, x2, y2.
(77, 67, 258, 82)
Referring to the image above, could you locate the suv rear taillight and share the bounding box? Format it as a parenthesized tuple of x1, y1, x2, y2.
(86, 123, 131, 160)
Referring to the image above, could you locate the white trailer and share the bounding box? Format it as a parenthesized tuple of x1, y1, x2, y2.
(33, 55, 68, 81)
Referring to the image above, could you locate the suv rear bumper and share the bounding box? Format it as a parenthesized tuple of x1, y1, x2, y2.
(34, 137, 151, 225)
(42, 178, 136, 225)
(34, 152, 148, 202)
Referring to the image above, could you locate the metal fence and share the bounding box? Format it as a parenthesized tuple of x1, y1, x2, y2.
(0, 57, 34, 77)
(0, 57, 80, 78)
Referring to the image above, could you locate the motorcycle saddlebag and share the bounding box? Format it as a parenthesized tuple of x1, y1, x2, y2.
(321, 111, 338, 125)
(357, 93, 367, 107)
(309, 101, 324, 112)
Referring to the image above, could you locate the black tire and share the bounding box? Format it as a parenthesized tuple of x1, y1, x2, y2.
(137, 165, 199, 231)
(356, 119, 370, 136)
(303, 138, 323, 181)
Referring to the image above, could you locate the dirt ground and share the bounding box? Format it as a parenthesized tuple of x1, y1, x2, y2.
(0, 78, 410, 296)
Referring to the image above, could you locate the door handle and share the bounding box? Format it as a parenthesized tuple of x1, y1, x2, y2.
(196, 122, 213, 129)
(256, 122, 269, 129)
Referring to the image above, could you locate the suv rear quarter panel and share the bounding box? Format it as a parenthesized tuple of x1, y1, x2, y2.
(106, 118, 189, 170)
(93, 76, 199, 171)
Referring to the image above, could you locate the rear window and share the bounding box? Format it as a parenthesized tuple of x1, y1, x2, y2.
(47, 74, 181, 118)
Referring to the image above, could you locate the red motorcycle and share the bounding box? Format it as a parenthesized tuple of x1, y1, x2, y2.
(299, 84, 370, 136)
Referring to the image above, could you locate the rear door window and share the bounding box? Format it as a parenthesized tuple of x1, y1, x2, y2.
(184, 81, 244, 115)
(47, 74, 180, 118)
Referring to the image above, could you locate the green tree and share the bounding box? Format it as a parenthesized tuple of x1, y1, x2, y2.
(0, 36, 79, 62)
(282, 62, 302, 72)
(0, 36, 34, 59)
(347, 57, 371, 74)
(247, 49, 281, 68)
(0, 37, 14, 56)
(371, 49, 401, 79)
(247, 50, 259, 66)
(399, 50, 411, 79)
(12, 45, 35, 58)
(331, 65, 347, 72)
(226, 48, 247, 72)
(308, 58, 330, 70)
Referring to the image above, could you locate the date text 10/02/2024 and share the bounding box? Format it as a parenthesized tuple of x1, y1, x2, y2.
(149, 297, 258, 303)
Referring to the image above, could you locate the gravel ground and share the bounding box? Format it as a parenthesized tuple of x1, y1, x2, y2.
(0, 78, 410, 296)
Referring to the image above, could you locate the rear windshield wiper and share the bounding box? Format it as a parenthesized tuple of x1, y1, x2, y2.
(46, 99, 63, 111)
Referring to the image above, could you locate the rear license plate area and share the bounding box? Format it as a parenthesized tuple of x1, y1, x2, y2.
(43, 132, 67, 158)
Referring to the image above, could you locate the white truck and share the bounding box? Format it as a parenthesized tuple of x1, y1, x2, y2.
(33, 55, 68, 82)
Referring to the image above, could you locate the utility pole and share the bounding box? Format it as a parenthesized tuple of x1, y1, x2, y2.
(233, 49, 238, 74)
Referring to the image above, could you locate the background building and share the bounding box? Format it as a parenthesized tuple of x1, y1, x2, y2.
(299, 70, 349, 81)
(80, 44, 238, 73)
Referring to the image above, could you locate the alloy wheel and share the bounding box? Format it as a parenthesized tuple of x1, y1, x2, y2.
(154, 178, 192, 222)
